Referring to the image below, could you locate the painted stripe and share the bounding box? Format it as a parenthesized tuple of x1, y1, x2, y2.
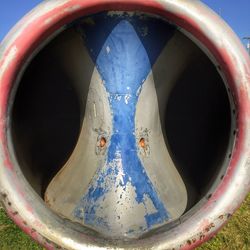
(74, 12, 176, 237)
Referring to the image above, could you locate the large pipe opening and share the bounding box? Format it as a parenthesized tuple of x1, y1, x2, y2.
(10, 12, 233, 236)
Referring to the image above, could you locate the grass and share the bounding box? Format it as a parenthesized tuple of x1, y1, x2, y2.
(0, 208, 43, 250)
(0, 193, 249, 250)
(197, 193, 250, 250)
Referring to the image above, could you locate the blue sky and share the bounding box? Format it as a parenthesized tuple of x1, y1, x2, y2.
(0, 0, 249, 48)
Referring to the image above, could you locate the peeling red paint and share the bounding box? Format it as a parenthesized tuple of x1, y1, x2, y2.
(239, 84, 250, 117)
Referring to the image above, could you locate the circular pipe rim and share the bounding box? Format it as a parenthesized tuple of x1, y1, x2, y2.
(0, 0, 250, 249)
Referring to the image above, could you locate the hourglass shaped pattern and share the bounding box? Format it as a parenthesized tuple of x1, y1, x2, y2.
(73, 13, 177, 237)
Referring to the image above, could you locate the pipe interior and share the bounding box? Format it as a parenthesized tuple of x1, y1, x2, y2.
(10, 13, 232, 216)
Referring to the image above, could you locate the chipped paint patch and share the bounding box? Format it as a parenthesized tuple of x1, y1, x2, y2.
(107, 11, 135, 17)
(73, 12, 177, 237)
(44, 4, 81, 25)
(124, 94, 131, 104)
(137, 128, 150, 157)
(0, 46, 18, 81)
(106, 46, 111, 54)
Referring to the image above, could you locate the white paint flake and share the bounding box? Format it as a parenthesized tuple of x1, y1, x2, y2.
(124, 94, 131, 104)
(106, 46, 111, 54)
(0, 46, 17, 81)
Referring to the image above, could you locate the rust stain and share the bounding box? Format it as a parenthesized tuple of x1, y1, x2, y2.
(0, 192, 7, 200)
(218, 215, 224, 220)
(100, 137, 107, 147)
(199, 234, 205, 241)
(139, 138, 146, 148)
(204, 223, 215, 233)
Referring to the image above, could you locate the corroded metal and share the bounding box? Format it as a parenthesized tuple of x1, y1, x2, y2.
(0, 1, 249, 250)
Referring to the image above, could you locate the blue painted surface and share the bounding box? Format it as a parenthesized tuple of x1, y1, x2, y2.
(74, 13, 176, 235)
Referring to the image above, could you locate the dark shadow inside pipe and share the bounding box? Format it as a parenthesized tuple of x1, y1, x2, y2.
(163, 55, 231, 210)
(11, 29, 92, 196)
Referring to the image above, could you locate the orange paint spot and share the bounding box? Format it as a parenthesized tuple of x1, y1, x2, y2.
(100, 137, 106, 147)
(139, 138, 146, 148)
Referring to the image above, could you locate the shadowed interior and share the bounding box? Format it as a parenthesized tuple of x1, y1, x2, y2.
(10, 14, 232, 220)
(164, 54, 231, 210)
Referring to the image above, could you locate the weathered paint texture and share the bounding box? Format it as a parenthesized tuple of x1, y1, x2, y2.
(74, 13, 176, 236)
